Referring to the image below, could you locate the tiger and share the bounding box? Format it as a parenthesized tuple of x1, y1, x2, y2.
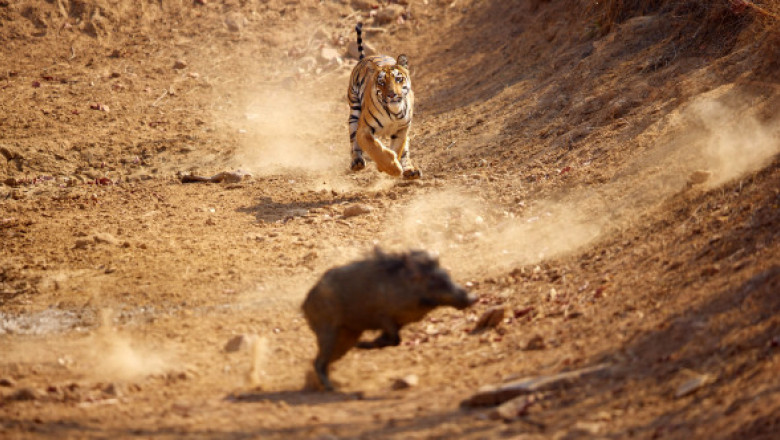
(346, 22, 420, 179)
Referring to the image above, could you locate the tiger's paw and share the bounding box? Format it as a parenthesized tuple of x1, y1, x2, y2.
(350, 156, 366, 172)
(380, 160, 403, 177)
(402, 168, 422, 180)
(375, 152, 403, 177)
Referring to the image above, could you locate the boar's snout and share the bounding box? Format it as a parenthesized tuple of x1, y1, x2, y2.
(453, 288, 478, 310)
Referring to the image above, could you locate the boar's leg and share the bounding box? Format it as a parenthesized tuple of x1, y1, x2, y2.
(356, 320, 401, 349)
(314, 326, 361, 391)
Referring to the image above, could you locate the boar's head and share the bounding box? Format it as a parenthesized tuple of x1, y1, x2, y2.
(401, 250, 478, 310)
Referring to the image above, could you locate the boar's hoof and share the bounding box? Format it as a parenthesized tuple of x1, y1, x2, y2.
(314, 361, 335, 391)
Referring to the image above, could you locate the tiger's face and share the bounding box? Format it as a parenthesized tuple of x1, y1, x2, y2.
(375, 65, 411, 114)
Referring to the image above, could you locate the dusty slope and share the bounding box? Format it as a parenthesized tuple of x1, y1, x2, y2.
(1, 0, 779, 438)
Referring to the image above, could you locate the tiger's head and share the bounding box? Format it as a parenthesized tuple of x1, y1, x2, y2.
(375, 54, 411, 114)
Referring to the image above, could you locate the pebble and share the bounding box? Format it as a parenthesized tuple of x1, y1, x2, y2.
(391, 374, 419, 390)
(224, 334, 250, 353)
(343, 204, 372, 218)
(374, 5, 405, 24)
(102, 382, 124, 397)
(687, 170, 711, 186)
(461, 363, 612, 407)
(74, 238, 92, 249)
(488, 395, 536, 420)
(525, 334, 546, 350)
(0, 377, 15, 387)
(93, 232, 120, 245)
(350, 0, 379, 11)
(224, 12, 247, 32)
(173, 60, 188, 70)
(9, 387, 42, 401)
(675, 374, 711, 398)
(471, 306, 505, 334)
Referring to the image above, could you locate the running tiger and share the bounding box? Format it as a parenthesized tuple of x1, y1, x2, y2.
(346, 23, 420, 179)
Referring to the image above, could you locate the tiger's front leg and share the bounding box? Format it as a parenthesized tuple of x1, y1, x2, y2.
(348, 102, 367, 172)
(389, 126, 421, 180)
(356, 128, 403, 177)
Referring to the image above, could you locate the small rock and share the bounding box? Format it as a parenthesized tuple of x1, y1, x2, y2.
(687, 170, 711, 186)
(343, 204, 372, 218)
(0, 377, 15, 387)
(225, 13, 247, 32)
(173, 59, 188, 70)
(675, 374, 711, 398)
(93, 232, 119, 245)
(74, 238, 92, 249)
(9, 387, 42, 401)
(374, 5, 406, 25)
(224, 334, 250, 353)
(89, 103, 110, 112)
(461, 363, 612, 407)
(525, 334, 546, 350)
(391, 374, 419, 390)
(471, 306, 505, 334)
(351, 0, 380, 11)
(102, 382, 124, 397)
(488, 395, 536, 421)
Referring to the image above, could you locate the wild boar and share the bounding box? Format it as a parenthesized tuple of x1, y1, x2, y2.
(302, 248, 477, 391)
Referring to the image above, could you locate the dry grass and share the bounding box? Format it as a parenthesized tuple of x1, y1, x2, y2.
(592, 0, 779, 31)
(588, 0, 779, 74)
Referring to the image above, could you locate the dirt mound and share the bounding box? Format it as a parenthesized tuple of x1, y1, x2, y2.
(1, 0, 778, 438)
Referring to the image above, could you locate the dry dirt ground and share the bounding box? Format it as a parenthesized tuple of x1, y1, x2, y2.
(1, 0, 779, 438)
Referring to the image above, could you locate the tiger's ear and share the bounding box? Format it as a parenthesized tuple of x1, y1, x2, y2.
(396, 54, 409, 69)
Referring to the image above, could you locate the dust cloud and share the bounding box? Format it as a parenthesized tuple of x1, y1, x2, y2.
(688, 95, 779, 188)
(246, 335, 269, 387)
(382, 189, 605, 278)
(83, 310, 171, 381)
(384, 89, 778, 279)
(231, 87, 343, 176)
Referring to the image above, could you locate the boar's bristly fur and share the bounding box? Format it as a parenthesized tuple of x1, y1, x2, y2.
(302, 248, 477, 391)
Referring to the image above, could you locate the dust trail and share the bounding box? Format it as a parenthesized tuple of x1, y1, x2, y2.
(381, 189, 605, 278)
(232, 87, 343, 176)
(688, 96, 778, 188)
(83, 310, 171, 381)
(246, 335, 269, 387)
(384, 89, 779, 278)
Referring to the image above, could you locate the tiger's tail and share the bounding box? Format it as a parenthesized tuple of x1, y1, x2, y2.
(355, 22, 365, 61)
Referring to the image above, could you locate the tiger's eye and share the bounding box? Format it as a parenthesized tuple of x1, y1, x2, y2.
(395, 77, 404, 83)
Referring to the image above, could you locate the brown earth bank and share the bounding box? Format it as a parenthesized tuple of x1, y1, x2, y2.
(1, 0, 778, 438)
